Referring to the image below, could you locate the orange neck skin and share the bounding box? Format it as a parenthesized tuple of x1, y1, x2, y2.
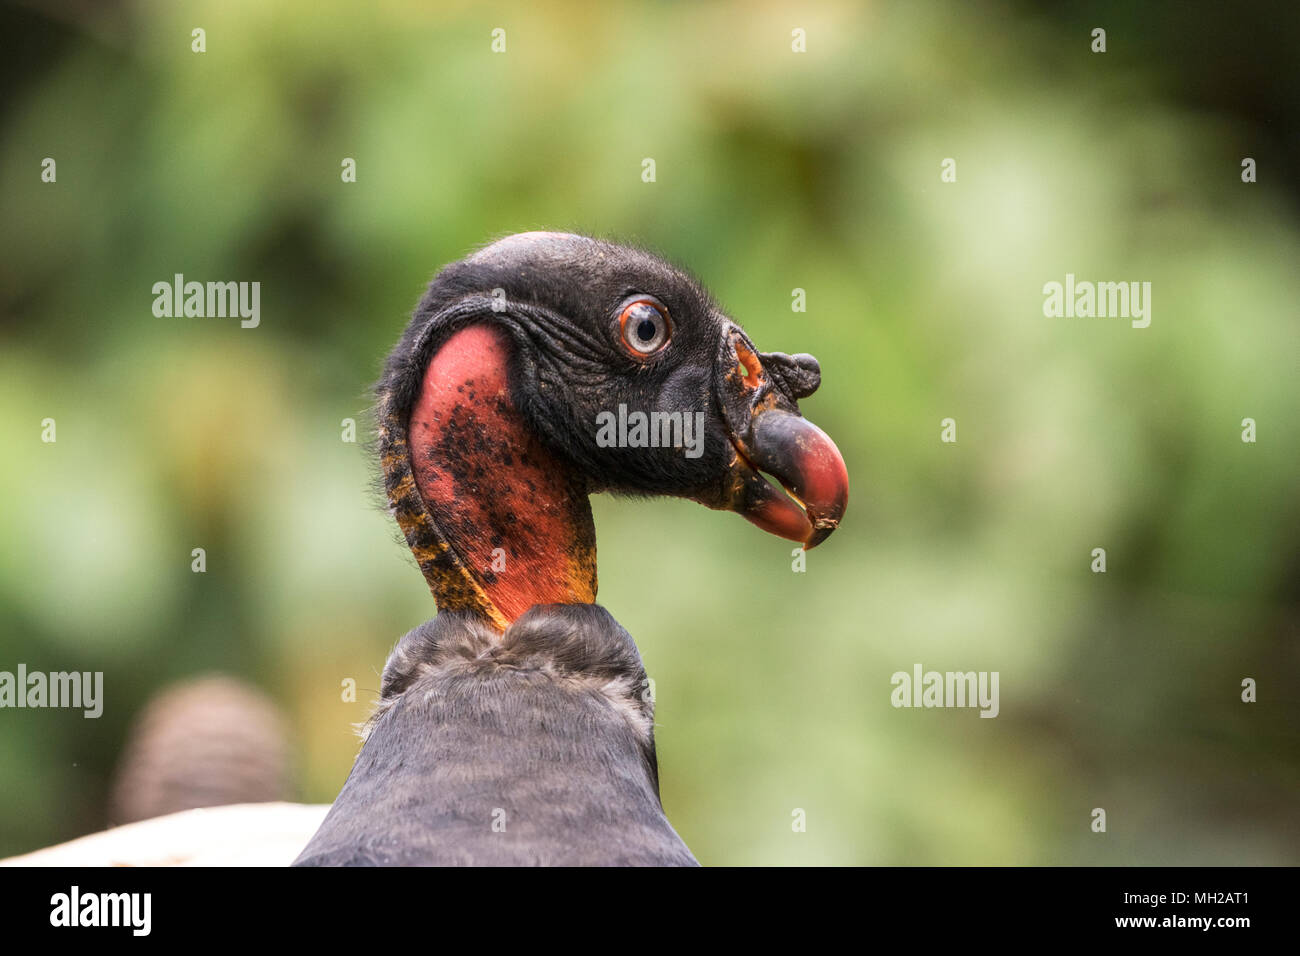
(407, 323, 597, 626)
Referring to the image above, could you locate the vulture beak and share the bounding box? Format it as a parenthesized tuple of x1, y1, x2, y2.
(711, 331, 850, 549)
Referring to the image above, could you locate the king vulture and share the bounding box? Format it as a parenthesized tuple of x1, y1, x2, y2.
(294, 232, 848, 866)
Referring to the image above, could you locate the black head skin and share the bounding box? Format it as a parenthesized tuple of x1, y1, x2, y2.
(376, 232, 849, 627)
(384, 232, 827, 499)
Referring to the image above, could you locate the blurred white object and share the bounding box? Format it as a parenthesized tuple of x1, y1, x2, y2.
(1, 802, 328, 867)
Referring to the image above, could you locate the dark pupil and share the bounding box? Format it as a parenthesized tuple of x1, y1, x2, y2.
(636, 316, 658, 342)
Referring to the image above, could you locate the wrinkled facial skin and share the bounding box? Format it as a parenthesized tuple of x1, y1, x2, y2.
(459, 233, 747, 500)
(402, 233, 827, 505)
(377, 231, 847, 617)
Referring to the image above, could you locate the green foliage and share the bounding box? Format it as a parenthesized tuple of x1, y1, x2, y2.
(0, 0, 1296, 863)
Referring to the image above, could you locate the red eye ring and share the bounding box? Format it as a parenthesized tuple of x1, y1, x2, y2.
(616, 296, 672, 359)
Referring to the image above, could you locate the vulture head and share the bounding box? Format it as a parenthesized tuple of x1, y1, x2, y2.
(376, 232, 849, 630)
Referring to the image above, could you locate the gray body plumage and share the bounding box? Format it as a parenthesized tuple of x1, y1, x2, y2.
(294, 604, 697, 866)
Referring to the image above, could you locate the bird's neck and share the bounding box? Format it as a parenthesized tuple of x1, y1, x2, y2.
(398, 322, 597, 629)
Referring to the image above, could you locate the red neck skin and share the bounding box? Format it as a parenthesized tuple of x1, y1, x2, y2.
(407, 323, 597, 627)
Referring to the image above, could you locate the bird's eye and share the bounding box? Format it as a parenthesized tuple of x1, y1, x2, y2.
(616, 297, 671, 358)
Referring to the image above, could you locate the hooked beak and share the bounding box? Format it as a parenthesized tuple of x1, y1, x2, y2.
(710, 332, 850, 549)
(727, 412, 849, 548)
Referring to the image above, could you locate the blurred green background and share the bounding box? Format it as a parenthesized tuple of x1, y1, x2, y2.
(1, 0, 1297, 864)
